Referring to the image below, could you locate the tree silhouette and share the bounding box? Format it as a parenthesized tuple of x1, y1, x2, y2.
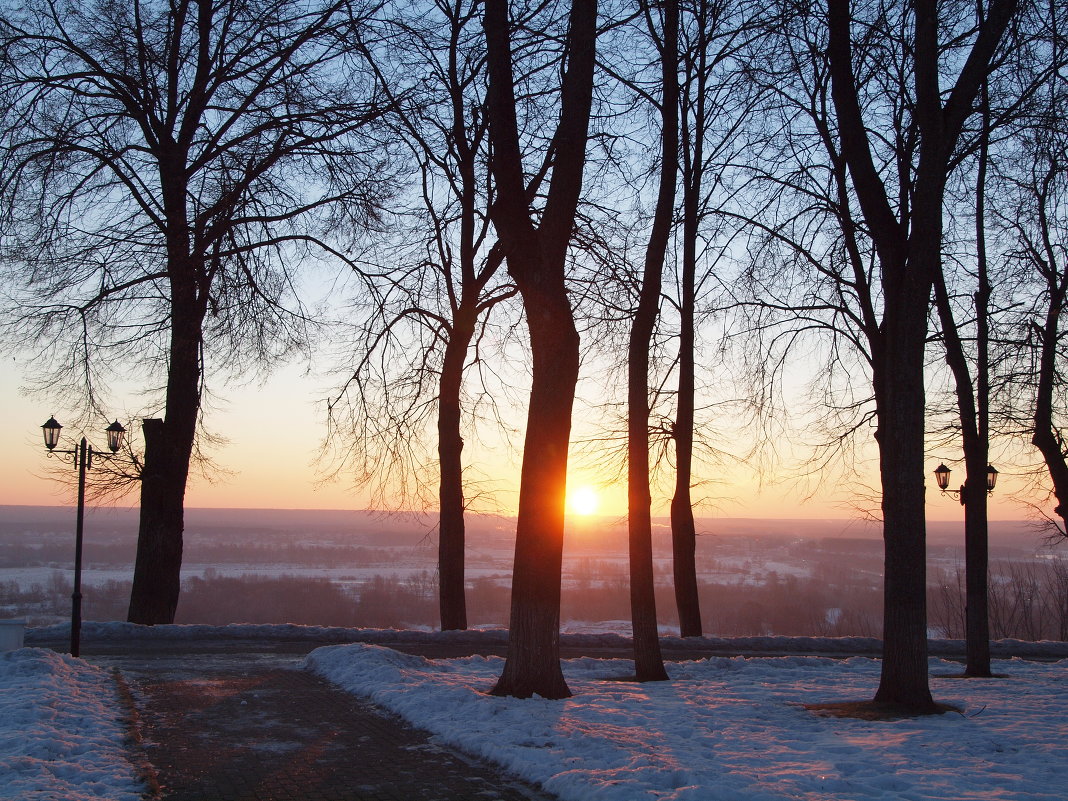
(0, 0, 390, 623)
(326, 0, 516, 631)
(483, 0, 597, 699)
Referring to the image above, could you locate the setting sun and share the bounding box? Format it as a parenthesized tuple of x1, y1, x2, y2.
(568, 485, 599, 516)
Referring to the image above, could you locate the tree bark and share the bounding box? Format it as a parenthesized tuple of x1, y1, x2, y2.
(128, 270, 203, 623)
(437, 306, 476, 631)
(628, 0, 677, 681)
(491, 281, 579, 699)
(128, 418, 185, 624)
(871, 280, 936, 711)
(825, 0, 1016, 711)
(672, 160, 702, 639)
(129, 166, 203, 625)
(483, 0, 596, 699)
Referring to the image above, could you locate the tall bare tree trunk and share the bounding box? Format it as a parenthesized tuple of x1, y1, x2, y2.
(671, 167, 702, 638)
(670, 0, 712, 638)
(931, 78, 993, 675)
(492, 285, 579, 699)
(438, 307, 476, 631)
(128, 273, 203, 624)
(628, 0, 678, 682)
(872, 280, 936, 710)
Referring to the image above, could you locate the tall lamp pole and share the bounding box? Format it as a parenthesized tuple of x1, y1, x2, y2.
(40, 417, 126, 657)
(933, 461, 998, 676)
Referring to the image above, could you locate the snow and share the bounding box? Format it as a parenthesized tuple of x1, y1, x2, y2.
(0, 648, 142, 800)
(6, 621, 1068, 800)
(308, 643, 1068, 801)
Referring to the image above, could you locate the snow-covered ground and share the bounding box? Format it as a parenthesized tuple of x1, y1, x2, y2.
(4, 622, 1068, 800)
(309, 643, 1068, 801)
(0, 648, 142, 800)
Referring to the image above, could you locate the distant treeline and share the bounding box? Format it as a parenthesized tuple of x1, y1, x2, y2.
(0, 540, 424, 570)
(4, 561, 1067, 641)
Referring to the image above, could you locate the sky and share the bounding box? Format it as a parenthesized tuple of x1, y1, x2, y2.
(0, 351, 1046, 523)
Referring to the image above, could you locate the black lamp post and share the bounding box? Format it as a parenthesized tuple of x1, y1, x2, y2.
(933, 462, 998, 504)
(40, 417, 126, 657)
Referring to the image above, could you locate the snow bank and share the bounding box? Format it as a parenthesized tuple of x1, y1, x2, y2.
(0, 648, 142, 800)
(308, 643, 1068, 801)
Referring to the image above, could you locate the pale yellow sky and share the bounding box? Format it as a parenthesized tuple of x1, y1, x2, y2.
(0, 355, 1047, 523)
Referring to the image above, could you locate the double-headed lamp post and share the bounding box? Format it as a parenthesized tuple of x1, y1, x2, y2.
(40, 417, 126, 657)
(933, 462, 999, 504)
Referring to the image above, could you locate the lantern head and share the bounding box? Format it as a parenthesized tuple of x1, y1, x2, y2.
(105, 421, 126, 453)
(933, 463, 951, 492)
(42, 417, 62, 451)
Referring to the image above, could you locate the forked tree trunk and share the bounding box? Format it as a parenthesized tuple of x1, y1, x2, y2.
(482, 0, 596, 699)
(827, 0, 1015, 711)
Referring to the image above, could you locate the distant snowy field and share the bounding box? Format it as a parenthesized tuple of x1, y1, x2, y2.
(0, 649, 142, 800)
(309, 643, 1068, 801)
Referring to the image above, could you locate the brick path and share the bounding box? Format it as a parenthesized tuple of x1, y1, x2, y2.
(105, 650, 554, 801)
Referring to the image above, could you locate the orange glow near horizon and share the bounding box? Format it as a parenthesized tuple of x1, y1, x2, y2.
(0, 360, 1056, 522)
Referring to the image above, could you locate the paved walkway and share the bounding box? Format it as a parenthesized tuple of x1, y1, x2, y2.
(90, 649, 554, 801)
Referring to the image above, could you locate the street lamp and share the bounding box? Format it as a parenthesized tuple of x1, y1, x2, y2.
(933, 462, 998, 505)
(39, 417, 126, 657)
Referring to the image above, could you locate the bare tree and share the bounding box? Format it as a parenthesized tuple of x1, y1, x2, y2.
(0, 0, 389, 623)
(992, 3, 1068, 538)
(624, 0, 677, 682)
(732, 0, 1017, 711)
(668, 0, 753, 638)
(930, 80, 997, 677)
(325, 0, 516, 631)
(825, 0, 1016, 709)
(825, 0, 1017, 711)
(928, 0, 1062, 678)
(483, 0, 597, 699)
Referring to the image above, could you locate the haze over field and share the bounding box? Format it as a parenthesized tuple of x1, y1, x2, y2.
(4, 505, 1065, 641)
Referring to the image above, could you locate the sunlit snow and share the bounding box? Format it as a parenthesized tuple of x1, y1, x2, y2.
(308, 643, 1068, 801)
(4, 623, 1068, 800)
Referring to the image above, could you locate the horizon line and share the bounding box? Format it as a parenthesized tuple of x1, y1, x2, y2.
(0, 502, 1035, 525)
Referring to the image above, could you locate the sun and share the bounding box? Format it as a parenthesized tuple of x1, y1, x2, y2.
(568, 485, 599, 516)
